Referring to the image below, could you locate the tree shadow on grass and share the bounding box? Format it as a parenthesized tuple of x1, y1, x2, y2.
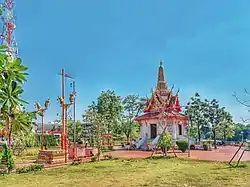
(210, 163, 249, 171)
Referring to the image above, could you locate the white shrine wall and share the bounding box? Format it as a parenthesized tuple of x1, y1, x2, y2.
(138, 119, 187, 140)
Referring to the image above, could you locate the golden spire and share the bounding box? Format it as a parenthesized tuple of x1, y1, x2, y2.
(157, 60, 168, 91)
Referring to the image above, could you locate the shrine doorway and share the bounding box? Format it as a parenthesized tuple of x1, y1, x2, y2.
(150, 124, 157, 139)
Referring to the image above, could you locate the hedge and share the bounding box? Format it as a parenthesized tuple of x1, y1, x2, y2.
(176, 140, 189, 153)
(35, 134, 58, 147)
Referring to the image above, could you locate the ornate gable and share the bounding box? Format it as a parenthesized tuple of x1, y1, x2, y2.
(143, 61, 182, 113)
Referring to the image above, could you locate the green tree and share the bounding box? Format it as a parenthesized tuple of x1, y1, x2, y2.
(67, 120, 82, 143)
(204, 99, 222, 149)
(97, 90, 122, 135)
(185, 93, 208, 142)
(120, 118, 139, 143)
(121, 94, 146, 143)
(83, 103, 108, 160)
(81, 122, 94, 146)
(158, 132, 172, 156)
(12, 111, 37, 133)
(230, 123, 250, 142)
(217, 110, 235, 142)
(0, 50, 30, 145)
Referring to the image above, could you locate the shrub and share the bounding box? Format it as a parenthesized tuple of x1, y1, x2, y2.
(176, 140, 189, 153)
(12, 132, 37, 149)
(159, 132, 172, 152)
(24, 148, 40, 156)
(35, 134, 58, 147)
(90, 156, 97, 162)
(16, 164, 44, 174)
(207, 140, 213, 145)
(0, 144, 14, 173)
(203, 142, 208, 150)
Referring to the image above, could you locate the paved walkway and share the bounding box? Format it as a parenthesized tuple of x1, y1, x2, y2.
(108, 146, 250, 162)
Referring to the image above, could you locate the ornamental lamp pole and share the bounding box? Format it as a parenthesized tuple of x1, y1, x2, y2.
(57, 68, 74, 150)
(70, 81, 77, 160)
(35, 99, 50, 150)
(58, 92, 74, 163)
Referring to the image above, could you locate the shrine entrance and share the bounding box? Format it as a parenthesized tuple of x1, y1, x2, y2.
(150, 124, 157, 139)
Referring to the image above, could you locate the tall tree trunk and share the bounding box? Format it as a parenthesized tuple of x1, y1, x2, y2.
(223, 131, 226, 144)
(126, 134, 130, 144)
(161, 147, 167, 156)
(97, 146, 100, 161)
(197, 124, 201, 142)
(213, 126, 217, 149)
(97, 133, 101, 161)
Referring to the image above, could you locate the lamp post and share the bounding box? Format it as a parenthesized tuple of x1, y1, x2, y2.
(58, 92, 74, 163)
(35, 99, 50, 150)
(70, 81, 77, 159)
(58, 68, 74, 149)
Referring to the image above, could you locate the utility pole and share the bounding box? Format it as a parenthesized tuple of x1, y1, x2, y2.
(58, 69, 75, 163)
(64, 104, 71, 163)
(71, 81, 77, 159)
(61, 69, 65, 150)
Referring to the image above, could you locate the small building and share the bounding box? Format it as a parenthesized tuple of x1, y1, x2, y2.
(135, 61, 188, 141)
(34, 122, 61, 136)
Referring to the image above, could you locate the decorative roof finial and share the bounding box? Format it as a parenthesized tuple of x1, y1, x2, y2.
(176, 88, 180, 95)
(160, 60, 163, 67)
(157, 60, 168, 91)
(150, 87, 154, 93)
(170, 84, 174, 92)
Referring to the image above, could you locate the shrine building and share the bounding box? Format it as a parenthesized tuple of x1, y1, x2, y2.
(135, 61, 188, 141)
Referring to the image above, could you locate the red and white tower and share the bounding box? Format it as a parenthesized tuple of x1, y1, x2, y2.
(1, 0, 18, 57)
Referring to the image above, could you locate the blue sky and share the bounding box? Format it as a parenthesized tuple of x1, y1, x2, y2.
(14, 0, 250, 122)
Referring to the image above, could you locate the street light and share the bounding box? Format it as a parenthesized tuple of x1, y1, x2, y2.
(35, 99, 50, 150)
(58, 92, 75, 163)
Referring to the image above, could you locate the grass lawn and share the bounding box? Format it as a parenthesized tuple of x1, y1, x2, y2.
(14, 147, 61, 164)
(1, 157, 250, 187)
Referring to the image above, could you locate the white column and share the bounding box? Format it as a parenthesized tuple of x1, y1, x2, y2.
(140, 123, 144, 138)
(173, 121, 177, 140)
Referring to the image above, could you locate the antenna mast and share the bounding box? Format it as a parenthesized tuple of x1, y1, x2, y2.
(1, 0, 18, 57)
